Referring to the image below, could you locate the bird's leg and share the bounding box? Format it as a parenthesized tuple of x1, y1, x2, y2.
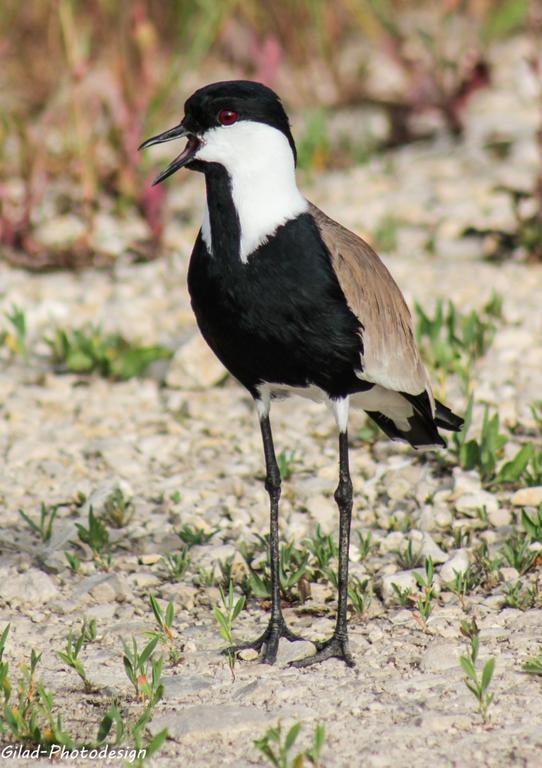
(225, 413, 303, 664)
(292, 428, 355, 668)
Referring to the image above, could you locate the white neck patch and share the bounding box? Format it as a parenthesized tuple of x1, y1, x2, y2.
(196, 121, 308, 262)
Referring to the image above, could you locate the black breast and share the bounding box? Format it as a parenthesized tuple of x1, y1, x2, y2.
(187, 211, 367, 399)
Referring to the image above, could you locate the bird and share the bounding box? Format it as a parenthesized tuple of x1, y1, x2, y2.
(139, 80, 463, 668)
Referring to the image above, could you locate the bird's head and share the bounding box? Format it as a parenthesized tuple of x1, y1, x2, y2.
(139, 80, 297, 186)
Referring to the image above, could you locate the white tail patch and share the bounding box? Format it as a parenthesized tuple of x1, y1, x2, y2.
(351, 386, 414, 431)
(196, 121, 308, 261)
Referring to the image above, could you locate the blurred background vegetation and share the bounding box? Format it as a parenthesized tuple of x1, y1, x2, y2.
(0, 0, 540, 268)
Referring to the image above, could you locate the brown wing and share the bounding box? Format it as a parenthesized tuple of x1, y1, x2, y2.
(310, 202, 430, 398)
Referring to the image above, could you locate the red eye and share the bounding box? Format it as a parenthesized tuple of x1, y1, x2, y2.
(218, 109, 238, 126)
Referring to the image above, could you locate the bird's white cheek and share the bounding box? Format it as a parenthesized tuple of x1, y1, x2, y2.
(194, 132, 232, 164)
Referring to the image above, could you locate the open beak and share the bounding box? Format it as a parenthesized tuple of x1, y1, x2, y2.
(139, 123, 201, 185)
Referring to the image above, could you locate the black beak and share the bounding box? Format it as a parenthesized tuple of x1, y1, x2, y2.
(139, 123, 201, 185)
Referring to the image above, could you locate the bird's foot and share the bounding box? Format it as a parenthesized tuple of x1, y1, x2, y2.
(223, 616, 303, 665)
(290, 633, 355, 669)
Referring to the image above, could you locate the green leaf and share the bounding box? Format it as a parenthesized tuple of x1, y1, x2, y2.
(285, 722, 302, 752)
(497, 445, 533, 483)
(481, 657, 495, 692)
(231, 595, 245, 621)
(460, 656, 477, 681)
(65, 350, 95, 372)
(140, 637, 159, 666)
(145, 728, 169, 759)
(482, 0, 529, 40)
(313, 722, 326, 755)
(212, 608, 231, 641)
(150, 595, 163, 626)
(460, 440, 480, 471)
(522, 509, 541, 540)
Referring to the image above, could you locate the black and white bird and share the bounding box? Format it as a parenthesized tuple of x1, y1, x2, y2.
(140, 80, 463, 668)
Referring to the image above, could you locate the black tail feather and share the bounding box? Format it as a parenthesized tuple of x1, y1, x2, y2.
(434, 398, 464, 432)
(365, 391, 463, 449)
(366, 410, 445, 449)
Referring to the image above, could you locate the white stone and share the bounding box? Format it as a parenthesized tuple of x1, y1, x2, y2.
(0, 568, 58, 605)
(381, 570, 418, 606)
(421, 641, 462, 672)
(488, 506, 512, 527)
(452, 468, 482, 495)
(511, 486, 542, 506)
(166, 333, 227, 389)
(500, 567, 519, 582)
(410, 531, 447, 563)
(455, 490, 499, 515)
(379, 531, 406, 554)
(440, 549, 470, 584)
(306, 494, 336, 533)
(80, 477, 134, 518)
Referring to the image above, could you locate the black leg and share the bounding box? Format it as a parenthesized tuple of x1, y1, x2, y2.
(225, 412, 302, 664)
(292, 428, 355, 668)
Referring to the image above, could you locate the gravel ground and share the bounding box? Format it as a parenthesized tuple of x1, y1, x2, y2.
(1, 37, 542, 768)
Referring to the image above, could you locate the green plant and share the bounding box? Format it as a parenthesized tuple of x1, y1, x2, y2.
(523, 647, 542, 676)
(470, 542, 502, 591)
(459, 625, 496, 723)
(195, 564, 217, 587)
(160, 547, 191, 581)
(356, 531, 373, 561)
(76, 508, 111, 569)
(57, 619, 97, 692)
(177, 524, 218, 547)
(502, 580, 541, 611)
(1, 305, 29, 361)
(348, 576, 372, 617)
(396, 540, 424, 570)
(213, 581, 245, 678)
(146, 595, 183, 665)
(297, 109, 330, 172)
(415, 296, 500, 392)
(130, 710, 169, 768)
(495, 442, 542, 486)
(446, 565, 479, 604)
(122, 637, 164, 708)
(522, 505, 542, 543)
(357, 420, 381, 444)
(530, 400, 542, 431)
(500, 532, 537, 575)
(0, 637, 73, 748)
(451, 527, 472, 550)
(303, 525, 337, 573)
(45, 324, 172, 380)
(255, 721, 325, 768)
(216, 554, 235, 588)
(64, 550, 81, 574)
(245, 541, 310, 602)
(0, 624, 11, 704)
(19, 503, 58, 543)
(373, 215, 399, 252)
(95, 700, 125, 748)
(413, 556, 437, 626)
(0, 624, 167, 761)
(495, 444, 533, 484)
(101, 488, 134, 528)
(451, 399, 508, 482)
(277, 450, 297, 481)
(391, 582, 413, 607)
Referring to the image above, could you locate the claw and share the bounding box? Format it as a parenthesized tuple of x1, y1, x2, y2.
(223, 617, 305, 665)
(289, 634, 355, 669)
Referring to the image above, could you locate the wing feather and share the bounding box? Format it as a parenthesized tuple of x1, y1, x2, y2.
(310, 202, 431, 399)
